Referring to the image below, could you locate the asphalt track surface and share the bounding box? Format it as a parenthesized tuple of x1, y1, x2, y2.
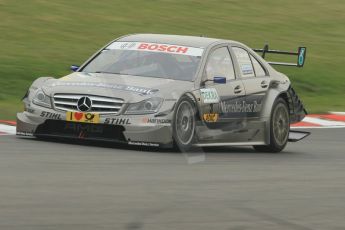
(0, 128, 345, 230)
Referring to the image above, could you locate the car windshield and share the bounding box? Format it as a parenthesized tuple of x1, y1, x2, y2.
(82, 42, 204, 81)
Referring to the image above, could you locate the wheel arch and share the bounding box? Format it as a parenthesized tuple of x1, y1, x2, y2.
(260, 85, 291, 144)
(182, 92, 202, 121)
(278, 91, 291, 113)
(263, 86, 306, 126)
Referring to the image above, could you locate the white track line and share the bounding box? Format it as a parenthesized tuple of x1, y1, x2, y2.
(0, 124, 16, 135)
(329, 111, 345, 116)
(291, 125, 345, 129)
(303, 117, 345, 127)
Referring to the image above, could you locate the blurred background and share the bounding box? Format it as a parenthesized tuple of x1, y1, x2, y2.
(0, 0, 344, 119)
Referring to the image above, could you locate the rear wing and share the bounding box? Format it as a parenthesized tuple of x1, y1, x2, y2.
(253, 44, 306, 67)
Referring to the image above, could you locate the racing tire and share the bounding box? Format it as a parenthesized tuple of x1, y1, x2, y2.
(172, 96, 198, 152)
(253, 98, 290, 153)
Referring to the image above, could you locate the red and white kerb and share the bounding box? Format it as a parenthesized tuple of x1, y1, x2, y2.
(107, 42, 204, 56)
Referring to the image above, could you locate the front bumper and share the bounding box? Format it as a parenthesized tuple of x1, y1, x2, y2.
(16, 106, 174, 147)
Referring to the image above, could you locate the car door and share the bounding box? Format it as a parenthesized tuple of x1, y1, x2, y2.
(200, 45, 246, 129)
(231, 46, 270, 119)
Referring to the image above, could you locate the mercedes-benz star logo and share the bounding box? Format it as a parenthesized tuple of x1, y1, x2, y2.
(77, 96, 92, 112)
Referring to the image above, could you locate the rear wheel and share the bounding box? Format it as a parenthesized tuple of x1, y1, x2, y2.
(254, 98, 290, 153)
(173, 96, 197, 152)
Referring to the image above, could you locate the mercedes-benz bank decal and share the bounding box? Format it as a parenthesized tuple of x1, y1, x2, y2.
(221, 100, 262, 113)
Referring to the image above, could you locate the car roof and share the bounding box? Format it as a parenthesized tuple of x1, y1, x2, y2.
(117, 34, 239, 48)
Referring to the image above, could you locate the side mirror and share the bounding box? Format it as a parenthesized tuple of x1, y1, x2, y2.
(213, 76, 226, 84)
(70, 65, 80, 72)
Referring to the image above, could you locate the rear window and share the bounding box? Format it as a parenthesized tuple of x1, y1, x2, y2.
(232, 47, 255, 78)
(250, 54, 267, 77)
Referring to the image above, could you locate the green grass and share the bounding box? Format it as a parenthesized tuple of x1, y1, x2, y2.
(1, 0, 345, 119)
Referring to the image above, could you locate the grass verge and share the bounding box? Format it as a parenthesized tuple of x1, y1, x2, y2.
(1, 0, 344, 119)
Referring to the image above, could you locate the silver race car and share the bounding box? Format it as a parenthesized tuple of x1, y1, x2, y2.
(17, 34, 309, 152)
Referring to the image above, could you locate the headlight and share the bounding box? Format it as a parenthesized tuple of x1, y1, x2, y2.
(32, 89, 52, 108)
(124, 97, 163, 115)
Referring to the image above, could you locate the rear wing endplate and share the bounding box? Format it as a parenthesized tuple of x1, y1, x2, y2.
(253, 44, 306, 67)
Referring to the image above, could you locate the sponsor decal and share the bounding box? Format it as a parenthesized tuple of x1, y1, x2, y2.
(40, 111, 62, 120)
(203, 113, 219, 122)
(128, 141, 159, 147)
(24, 107, 35, 113)
(298, 47, 306, 66)
(66, 111, 100, 124)
(138, 43, 188, 54)
(142, 117, 171, 124)
(64, 123, 103, 134)
(51, 82, 158, 96)
(104, 118, 131, 125)
(241, 64, 254, 75)
(16, 131, 34, 136)
(120, 42, 136, 49)
(221, 100, 262, 113)
(200, 88, 220, 104)
(107, 42, 204, 57)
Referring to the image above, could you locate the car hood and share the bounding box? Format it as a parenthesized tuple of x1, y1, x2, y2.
(41, 72, 195, 103)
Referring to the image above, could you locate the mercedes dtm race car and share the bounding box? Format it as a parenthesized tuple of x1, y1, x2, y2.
(17, 34, 309, 152)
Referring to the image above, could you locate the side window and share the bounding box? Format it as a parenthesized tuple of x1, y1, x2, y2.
(205, 47, 235, 80)
(232, 47, 255, 78)
(250, 54, 267, 77)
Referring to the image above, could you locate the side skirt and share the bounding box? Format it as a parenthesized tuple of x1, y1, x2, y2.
(194, 141, 266, 147)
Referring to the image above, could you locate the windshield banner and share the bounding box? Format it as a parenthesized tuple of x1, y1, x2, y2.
(107, 42, 204, 57)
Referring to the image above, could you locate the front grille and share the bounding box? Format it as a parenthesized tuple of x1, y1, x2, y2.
(53, 94, 124, 114)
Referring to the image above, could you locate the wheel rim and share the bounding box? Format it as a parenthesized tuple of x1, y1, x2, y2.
(272, 103, 289, 146)
(175, 101, 195, 145)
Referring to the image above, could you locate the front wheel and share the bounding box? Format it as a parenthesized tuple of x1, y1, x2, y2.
(172, 96, 197, 152)
(253, 98, 290, 153)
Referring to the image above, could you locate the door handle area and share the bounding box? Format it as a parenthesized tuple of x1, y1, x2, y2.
(234, 85, 242, 94)
(261, 81, 269, 88)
